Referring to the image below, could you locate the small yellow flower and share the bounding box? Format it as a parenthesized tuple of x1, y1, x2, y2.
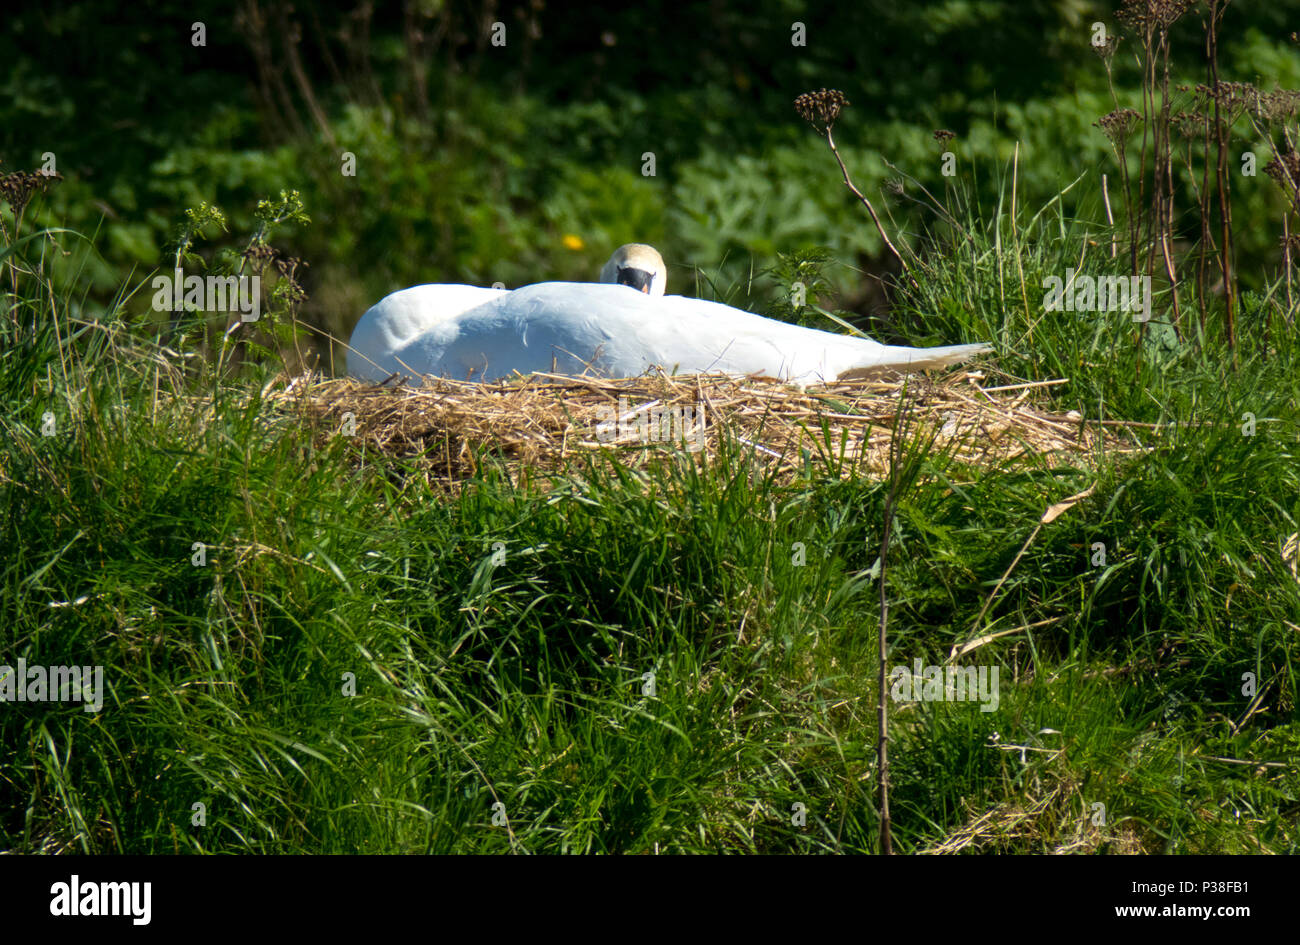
(562, 234, 584, 251)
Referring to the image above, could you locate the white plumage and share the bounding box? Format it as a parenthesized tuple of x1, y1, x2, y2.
(347, 244, 991, 385)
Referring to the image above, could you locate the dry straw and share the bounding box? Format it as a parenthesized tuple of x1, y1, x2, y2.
(278, 368, 1136, 489)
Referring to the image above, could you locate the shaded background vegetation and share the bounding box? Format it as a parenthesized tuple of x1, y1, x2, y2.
(4, 0, 1299, 366)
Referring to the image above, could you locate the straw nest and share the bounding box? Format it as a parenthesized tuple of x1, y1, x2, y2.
(280, 369, 1133, 488)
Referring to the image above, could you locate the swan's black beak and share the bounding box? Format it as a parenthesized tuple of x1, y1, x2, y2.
(616, 266, 654, 294)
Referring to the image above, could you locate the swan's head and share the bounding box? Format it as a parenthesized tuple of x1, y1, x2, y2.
(600, 243, 666, 296)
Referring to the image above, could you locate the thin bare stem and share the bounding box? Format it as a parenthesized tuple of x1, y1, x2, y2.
(825, 128, 918, 289)
(1101, 173, 1118, 259)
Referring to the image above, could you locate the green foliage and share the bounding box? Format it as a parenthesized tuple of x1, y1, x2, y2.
(3, 0, 1300, 856)
(3, 198, 1298, 851)
(2, 0, 1294, 351)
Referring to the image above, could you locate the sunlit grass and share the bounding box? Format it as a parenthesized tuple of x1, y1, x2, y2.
(1, 199, 1298, 853)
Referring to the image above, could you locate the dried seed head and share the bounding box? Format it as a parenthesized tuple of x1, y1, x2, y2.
(1264, 150, 1300, 203)
(275, 255, 307, 276)
(1095, 108, 1142, 146)
(795, 88, 850, 134)
(1254, 88, 1300, 125)
(274, 256, 310, 303)
(1192, 81, 1258, 119)
(1091, 34, 1121, 62)
(0, 164, 63, 216)
(1171, 110, 1203, 139)
(1116, 0, 1195, 32)
(241, 242, 279, 273)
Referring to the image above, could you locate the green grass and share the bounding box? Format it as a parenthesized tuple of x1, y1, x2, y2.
(2, 186, 1298, 854)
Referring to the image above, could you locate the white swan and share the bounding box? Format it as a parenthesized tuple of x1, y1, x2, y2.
(347, 244, 991, 385)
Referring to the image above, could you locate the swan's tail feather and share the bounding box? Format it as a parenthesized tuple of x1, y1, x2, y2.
(837, 342, 993, 380)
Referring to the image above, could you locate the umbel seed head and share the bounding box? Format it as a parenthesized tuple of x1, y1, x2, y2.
(795, 88, 850, 134)
(0, 163, 63, 215)
(1116, 0, 1195, 31)
(1091, 34, 1120, 63)
(1265, 150, 1300, 202)
(1095, 108, 1142, 146)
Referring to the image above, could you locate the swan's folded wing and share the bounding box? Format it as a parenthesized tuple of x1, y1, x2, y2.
(348, 284, 507, 381)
